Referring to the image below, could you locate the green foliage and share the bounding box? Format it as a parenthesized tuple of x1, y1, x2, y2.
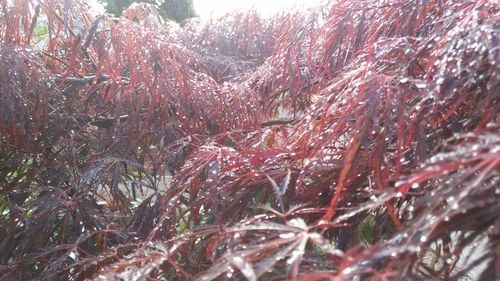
(100, 0, 196, 22)
(101, 0, 136, 16)
(161, 0, 196, 22)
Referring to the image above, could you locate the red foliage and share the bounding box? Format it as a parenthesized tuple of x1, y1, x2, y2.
(0, 0, 499, 280)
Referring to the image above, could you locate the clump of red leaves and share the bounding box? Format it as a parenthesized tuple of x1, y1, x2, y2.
(0, 0, 499, 280)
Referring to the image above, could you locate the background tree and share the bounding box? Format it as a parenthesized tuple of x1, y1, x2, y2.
(101, 0, 196, 22)
(101, 0, 135, 16)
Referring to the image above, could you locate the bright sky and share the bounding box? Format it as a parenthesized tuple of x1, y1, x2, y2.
(193, 0, 325, 17)
(87, 0, 326, 18)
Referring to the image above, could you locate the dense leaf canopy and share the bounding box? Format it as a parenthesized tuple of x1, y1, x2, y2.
(0, 0, 499, 280)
